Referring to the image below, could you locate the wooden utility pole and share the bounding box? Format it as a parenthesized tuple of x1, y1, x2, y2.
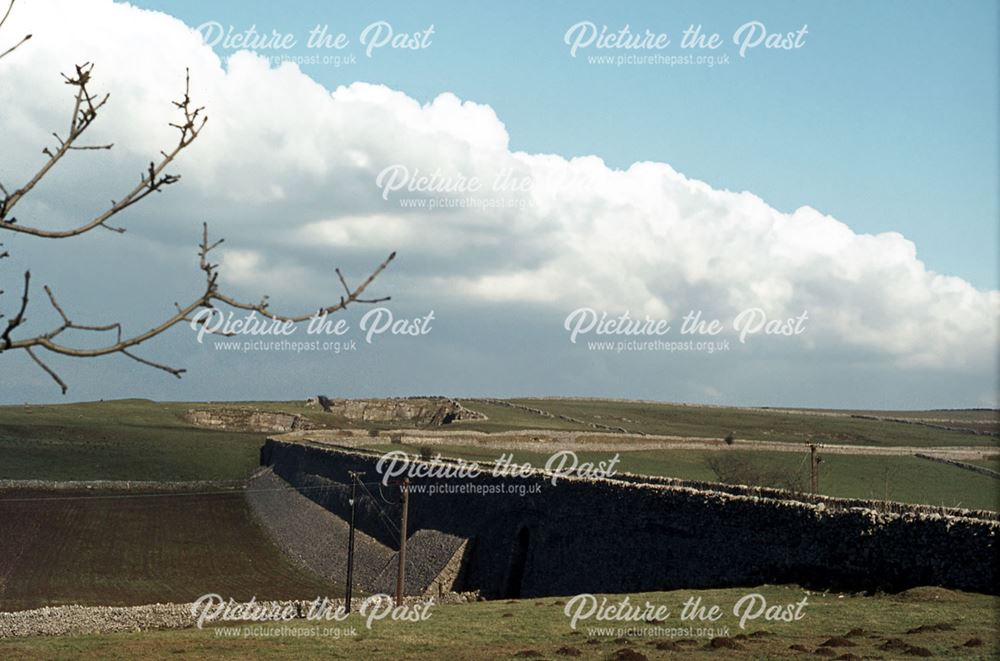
(395, 478, 409, 606)
(809, 445, 819, 494)
(345, 471, 364, 611)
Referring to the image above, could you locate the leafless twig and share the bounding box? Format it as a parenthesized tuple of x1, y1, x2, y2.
(0, 33, 395, 393)
(3, 230, 395, 393)
(0, 0, 31, 61)
(0, 65, 205, 235)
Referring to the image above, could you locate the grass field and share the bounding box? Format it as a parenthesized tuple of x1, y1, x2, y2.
(0, 400, 267, 481)
(2, 398, 996, 506)
(379, 443, 999, 511)
(0, 399, 354, 481)
(0, 585, 995, 660)
(0, 487, 338, 612)
(969, 456, 1000, 471)
(0, 399, 996, 657)
(485, 399, 998, 447)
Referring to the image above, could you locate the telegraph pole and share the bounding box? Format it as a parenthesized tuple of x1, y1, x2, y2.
(345, 471, 364, 612)
(809, 445, 819, 494)
(395, 478, 409, 606)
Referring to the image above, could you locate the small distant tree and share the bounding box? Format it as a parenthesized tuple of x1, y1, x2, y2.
(723, 431, 735, 445)
(0, 0, 394, 393)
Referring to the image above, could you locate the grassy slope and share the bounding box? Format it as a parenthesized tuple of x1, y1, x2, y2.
(0, 399, 311, 481)
(2, 398, 995, 507)
(969, 456, 1000, 471)
(495, 399, 998, 447)
(0, 487, 339, 612)
(0, 400, 255, 481)
(450, 400, 596, 433)
(0, 585, 995, 660)
(384, 444, 1000, 511)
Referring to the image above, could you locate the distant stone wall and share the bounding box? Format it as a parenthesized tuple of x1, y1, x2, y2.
(261, 439, 998, 598)
(474, 398, 632, 433)
(184, 409, 322, 433)
(915, 453, 1000, 480)
(852, 414, 999, 437)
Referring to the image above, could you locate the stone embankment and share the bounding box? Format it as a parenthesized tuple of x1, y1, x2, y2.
(245, 469, 468, 596)
(185, 398, 487, 432)
(308, 396, 486, 426)
(184, 408, 322, 433)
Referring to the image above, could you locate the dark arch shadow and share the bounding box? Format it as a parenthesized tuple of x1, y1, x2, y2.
(502, 525, 530, 598)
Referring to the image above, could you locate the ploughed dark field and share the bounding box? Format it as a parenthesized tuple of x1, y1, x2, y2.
(0, 487, 338, 612)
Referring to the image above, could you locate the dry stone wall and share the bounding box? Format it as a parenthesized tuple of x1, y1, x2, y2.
(915, 453, 1000, 479)
(261, 439, 998, 599)
(474, 398, 632, 433)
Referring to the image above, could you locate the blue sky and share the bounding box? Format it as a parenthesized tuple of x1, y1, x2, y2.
(0, 0, 996, 408)
(132, 0, 1000, 288)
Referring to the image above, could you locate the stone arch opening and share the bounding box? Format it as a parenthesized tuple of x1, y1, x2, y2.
(503, 525, 530, 598)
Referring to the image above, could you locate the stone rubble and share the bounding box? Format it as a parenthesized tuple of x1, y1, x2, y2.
(0, 593, 477, 639)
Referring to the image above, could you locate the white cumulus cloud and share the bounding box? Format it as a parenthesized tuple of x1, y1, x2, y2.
(0, 0, 996, 375)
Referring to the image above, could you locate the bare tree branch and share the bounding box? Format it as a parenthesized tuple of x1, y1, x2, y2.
(209, 223, 396, 321)
(3, 225, 395, 388)
(1, 270, 29, 350)
(120, 349, 186, 379)
(0, 0, 30, 61)
(25, 346, 67, 394)
(0, 0, 14, 29)
(0, 22, 395, 393)
(0, 65, 205, 236)
(0, 32, 29, 60)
